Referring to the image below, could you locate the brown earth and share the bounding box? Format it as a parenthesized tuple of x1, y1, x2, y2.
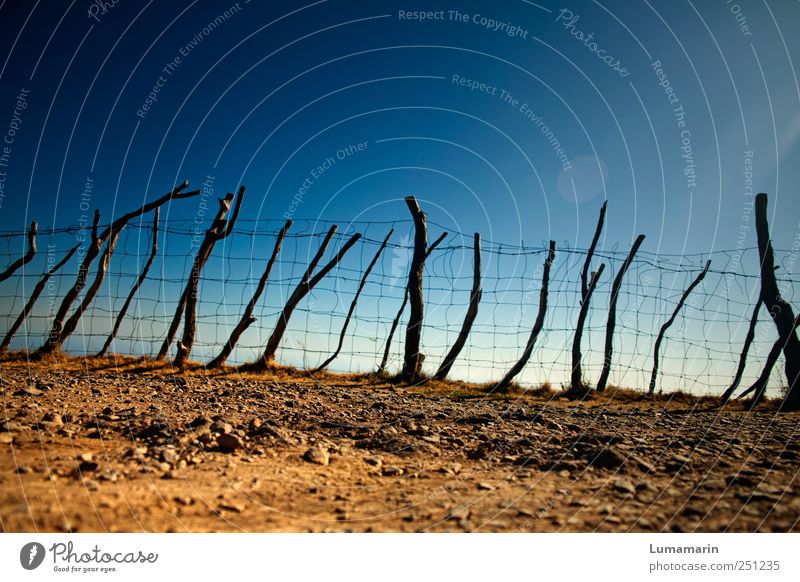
(1, 355, 799, 532)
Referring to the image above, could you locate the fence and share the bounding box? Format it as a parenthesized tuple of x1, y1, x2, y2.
(0, 208, 797, 397)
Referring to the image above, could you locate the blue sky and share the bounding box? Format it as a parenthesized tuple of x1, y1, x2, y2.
(0, 0, 798, 391)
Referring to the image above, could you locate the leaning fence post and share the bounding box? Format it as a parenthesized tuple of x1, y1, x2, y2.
(570, 202, 607, 392)
(596, 234, 646, 392)
(754, 193, 800, 410)
(0, 243, 79, 353)
(378, 231, 447, 375)
(720, 299, 762, 404)
(317, 228, 393, 372)
(571, 264, 605, 391)
(495, 240, 555, 391)
(175, 186, 245, 368)
(0, 221, 37, 283)
(649, 259, 711, 394)
(434, 233, 482, 381)
(98, 209, 161, 357)
(207, 220, 292, 369)
(258, 226, 362, 366)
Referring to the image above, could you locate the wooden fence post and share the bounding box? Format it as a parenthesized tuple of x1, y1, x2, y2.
(98, 208, 161, 357)
(570, 202, 607, 392)
(0, 221, 37, 283)
(720, 299, 762, 404)
(258, 226, 362, 366)
(754, 193, 800, 410)
(174, 186, 245, 368)
(378, 231, 447, 374)
(571, 264, 605, 391)
(0, 243, 78, 353)
(316, 228, 393, 372)
(495, 240, 555, 391)
(596, 234, 645, 392)
(649, 259, 710, 394)
(434, 233, 482, 381)
(206, 219, 292, 369)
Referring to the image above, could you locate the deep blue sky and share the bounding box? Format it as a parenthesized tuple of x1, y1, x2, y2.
(1, 1, 799, 391)
(1, 0, 798, 253)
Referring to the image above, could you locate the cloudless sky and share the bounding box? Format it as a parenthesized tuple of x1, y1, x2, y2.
(0, 0, 798, 390)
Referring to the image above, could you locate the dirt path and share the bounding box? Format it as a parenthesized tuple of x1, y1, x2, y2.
(1, 358, 799, 532)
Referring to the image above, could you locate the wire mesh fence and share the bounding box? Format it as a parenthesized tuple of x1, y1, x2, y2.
(0, 215, 797, 397)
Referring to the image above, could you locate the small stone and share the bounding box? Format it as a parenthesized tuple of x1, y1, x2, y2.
(217, 433, 243, 453)
(23, 386, 44, 396)
(83, 479, 99, 491)
(78, 452, 94, 463)
(210, 420, 233, 435)
(382, 465, 404, 477)
(477, 482, 495, 491)
(43, 412, 64, 425)
(364, 455, 382, 467)
(78, 460, 99, 472)
(1, 421, 25, 432)
(0, 433, 13, 444)
(174, 496, 194, 506)
(15, 465, 32, 474)
(160, 448, 179, 464)
(218, 502, 245, 513)
(303, 447, 330, 466)
(613, 478, 636, 494)
(249, 418, 263, 431)
(190, 415, 212, 428)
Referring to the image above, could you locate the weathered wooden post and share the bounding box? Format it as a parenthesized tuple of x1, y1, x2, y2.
(495, 240, 555, 391)
(571, 264, 605, 391)
(720, 299, 762, 404)
(0, 221, 37, 283)
(98, 209, 161, 357)
(753, 193, 800, 410)
(174, 187, 245, 368)
(206, 219, 292, 369)
(258, 226, 361, 366)
(435, 233, 483, 381)
(316, 229, 393, 372)
(570, 202, 607, 392)
(597, 234, 646, 392)
(378, 231, 447, 374)
(649, 259, 711, 394)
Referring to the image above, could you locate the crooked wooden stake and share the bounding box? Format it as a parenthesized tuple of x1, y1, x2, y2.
(434, 233, 483, 381)
(720, 299, 762, 404)
(596, 234, 646, 392)
(753, 193, 800, 410)
(0, 221, 37, 283)
(56, 224, 127, 351)
(258, 226, 362, 366)
(174, 186, 245, 368)
(738, 313, 800, 408)
(98, 209, 161, 357)
(649, 259, 711, 395)
(316, 229, 393, 372)
(582, 202, 606, 304)
(495, 240, 555, 391)
(379, 228, 447, 375)
(40, 181, 197, 354)
(570, 202, 607, 391)
(207, 219, 292, 369)
(571, 264, 605, 391)
(0, 243, 78, 353)
(158, 188, 240, 360)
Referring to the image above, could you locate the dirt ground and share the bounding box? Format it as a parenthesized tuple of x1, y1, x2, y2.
(1, 355, 799, 533)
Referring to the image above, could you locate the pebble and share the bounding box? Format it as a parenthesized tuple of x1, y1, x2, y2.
(217, 434, 243, 453)
(303, 446, 330, 466)
(613, 478, 636, 494)
(382, 465, 404, 477)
